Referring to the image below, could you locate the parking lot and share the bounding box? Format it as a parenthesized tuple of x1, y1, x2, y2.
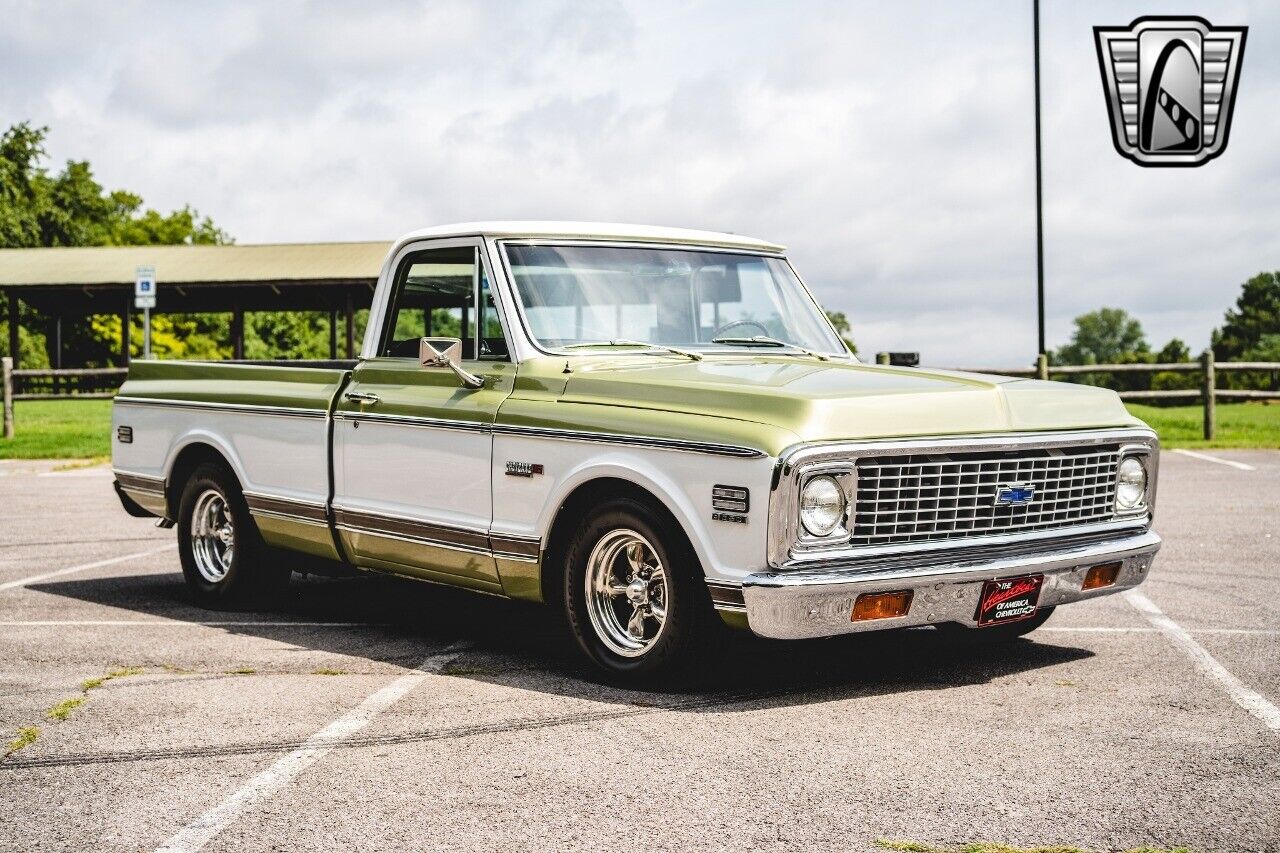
(1, 450, 1277, 852)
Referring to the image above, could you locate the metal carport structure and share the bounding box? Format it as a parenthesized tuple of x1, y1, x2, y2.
(0, 241, 392, 367)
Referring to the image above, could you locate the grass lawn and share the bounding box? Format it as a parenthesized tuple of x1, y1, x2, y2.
(1, 398, 1276, 460)
(0, 399, 112, 460)
(1125, 401, 1280, 449)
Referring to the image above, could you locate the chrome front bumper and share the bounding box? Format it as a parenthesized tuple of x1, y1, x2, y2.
(737, 531, 1161, 640)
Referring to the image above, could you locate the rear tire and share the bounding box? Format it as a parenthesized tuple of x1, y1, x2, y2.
(561, 496, 716, 686)
(937, 606, 1056, 645)
(177, 461, 290, 610)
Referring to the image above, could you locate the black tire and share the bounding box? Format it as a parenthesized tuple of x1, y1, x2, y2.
(936, 606, 1056, 645)
(176, 461, 290, 609)
(561, 496, 717, 686)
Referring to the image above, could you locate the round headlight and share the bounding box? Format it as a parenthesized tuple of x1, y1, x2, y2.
(800, 475, 846, 537)
(1116, 456, 1147, 510)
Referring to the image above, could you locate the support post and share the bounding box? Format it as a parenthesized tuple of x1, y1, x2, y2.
(231, 309, 245, 360)
(1201, 349, 1216, 441)
(1033, 0, 1046, 357)
(345, 293, 355, 358)
(6, 292, 18, 369)
(329, 309, 338, 360)
(143, 307, 152, 359)
(2, 356, 13, 439)
(1036, 352, 1049, 381)
(121, 303, 132, 365)
(876, 352, 890, 365)
(54, 315, 62, 395)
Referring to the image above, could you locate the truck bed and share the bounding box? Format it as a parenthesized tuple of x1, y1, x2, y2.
(111, 360, 353, 561)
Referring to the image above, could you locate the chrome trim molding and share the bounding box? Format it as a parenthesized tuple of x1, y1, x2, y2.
(493, 423, 765, 458)
(114, 471, 165, 497)
(768, 428, 1159, 569)
(244, 492, 329, 525)
(332, 505, 542, 562)
(490, 533, 542, 561)
(706, 581, 746, 612)
(333, 411, 489, 433)
(113, 396, 328, 420)
(336, 411, 763, 458)
(333, 506, 490, 553)
(743, 530, 1161, 640)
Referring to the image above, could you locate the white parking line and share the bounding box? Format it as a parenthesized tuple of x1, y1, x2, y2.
(0, 620, 383, 627)
(154, 642, 469, 853)
(0, 544, 177, 592)
(1044, 625, 1274, 630)
(1042, 626, 1280, 635)
(1171, 448, 1256, 470)
(1125, 590, 1280, 733)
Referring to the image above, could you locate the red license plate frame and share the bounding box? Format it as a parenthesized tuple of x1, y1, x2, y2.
(976, 575, 1044, 626)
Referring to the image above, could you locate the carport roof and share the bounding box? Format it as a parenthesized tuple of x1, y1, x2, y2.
(0, 241, 393, 287)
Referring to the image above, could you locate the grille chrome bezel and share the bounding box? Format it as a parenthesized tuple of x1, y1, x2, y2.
(768, 428, 1159, 569)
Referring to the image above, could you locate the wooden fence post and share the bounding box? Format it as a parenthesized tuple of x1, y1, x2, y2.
(2, 356, 13, 439)
(876, 352, 890, 365)
(1201, 349, 1216, 441)
(1036, 353, 1049, 381)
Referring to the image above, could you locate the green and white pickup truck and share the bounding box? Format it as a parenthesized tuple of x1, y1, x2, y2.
(111, 222, 1160, 682)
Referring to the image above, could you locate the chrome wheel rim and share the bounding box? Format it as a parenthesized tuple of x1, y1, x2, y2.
(584, 528, 668, 658)
(191, 488, 235, 583)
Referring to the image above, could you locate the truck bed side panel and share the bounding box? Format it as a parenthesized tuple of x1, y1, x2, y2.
(111, 361, 348, 558)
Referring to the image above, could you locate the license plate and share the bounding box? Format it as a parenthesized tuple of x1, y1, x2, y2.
(976, 575, 1043, 626)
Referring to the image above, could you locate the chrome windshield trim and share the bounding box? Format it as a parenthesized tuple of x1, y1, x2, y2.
(768, 427, 1159, 568)
(113, 396, 328, 420)
(494, 238, 846, 362)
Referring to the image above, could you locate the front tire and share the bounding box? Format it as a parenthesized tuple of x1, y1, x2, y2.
(562, 497, 714, 685)
(177, 462, 290, 609)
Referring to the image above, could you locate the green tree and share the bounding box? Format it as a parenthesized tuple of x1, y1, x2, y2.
(1, 122, 231, 367)
(824, 310, 858, 355)
(1209, 272, 1280, 391)
(1212, 271, 1280, 360)
(1054, 308, 1149, 365)
(245, 312, 333, 361)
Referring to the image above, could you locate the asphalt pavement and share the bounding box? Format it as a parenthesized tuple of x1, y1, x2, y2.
(0, 450, 1277, 852)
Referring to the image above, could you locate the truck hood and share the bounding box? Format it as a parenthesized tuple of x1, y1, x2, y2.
(558, 356, 1140, 444)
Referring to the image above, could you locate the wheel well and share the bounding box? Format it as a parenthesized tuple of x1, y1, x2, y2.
(541, 477, 700, 602)
(165, 443, 235, 519)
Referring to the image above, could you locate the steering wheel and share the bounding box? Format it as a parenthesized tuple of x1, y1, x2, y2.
(712, 319, 770, 339)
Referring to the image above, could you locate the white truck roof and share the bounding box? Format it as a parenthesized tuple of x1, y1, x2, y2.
(395, 221, 786, 254)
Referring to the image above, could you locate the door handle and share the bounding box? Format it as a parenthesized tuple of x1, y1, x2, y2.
(344, 391, 380, 405)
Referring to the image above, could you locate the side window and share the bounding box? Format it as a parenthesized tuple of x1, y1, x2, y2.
(379, 246, 508, 360)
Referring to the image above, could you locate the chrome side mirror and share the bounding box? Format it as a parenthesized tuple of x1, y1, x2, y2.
(419, 337, 484, 389)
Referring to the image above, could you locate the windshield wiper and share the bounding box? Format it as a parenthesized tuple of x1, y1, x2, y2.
(561, 340, 703, 361)
(711, 335, 830, 361)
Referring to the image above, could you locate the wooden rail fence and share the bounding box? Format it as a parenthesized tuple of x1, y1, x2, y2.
(3, 353, 1279, 442)
(878, 350, 1280, 440)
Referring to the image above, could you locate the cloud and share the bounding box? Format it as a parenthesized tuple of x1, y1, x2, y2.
(3, 0, 1277, 365)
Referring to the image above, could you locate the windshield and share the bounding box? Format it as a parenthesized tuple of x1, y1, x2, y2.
(503, 244, 846, 355)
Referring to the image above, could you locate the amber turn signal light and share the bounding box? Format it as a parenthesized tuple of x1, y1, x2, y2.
(852, 590, 913, 622)
(1082, 562, 1122, 590)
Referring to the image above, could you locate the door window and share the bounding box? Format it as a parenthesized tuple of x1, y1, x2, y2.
(379, 246, 508, 360)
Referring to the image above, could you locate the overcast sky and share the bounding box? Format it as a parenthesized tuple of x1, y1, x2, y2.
(5, 0, 1277, 365)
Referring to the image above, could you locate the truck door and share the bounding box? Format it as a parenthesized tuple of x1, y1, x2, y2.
(332, 238, 514, 589)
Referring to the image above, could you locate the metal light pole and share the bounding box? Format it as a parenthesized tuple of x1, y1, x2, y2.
(1033, 0, 1046, 358)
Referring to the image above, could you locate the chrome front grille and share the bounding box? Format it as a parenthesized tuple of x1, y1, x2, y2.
(851, 444, 1121, 547)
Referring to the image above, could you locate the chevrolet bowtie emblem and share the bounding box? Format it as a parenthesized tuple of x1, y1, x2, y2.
(1094, 16, 1247, 167)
